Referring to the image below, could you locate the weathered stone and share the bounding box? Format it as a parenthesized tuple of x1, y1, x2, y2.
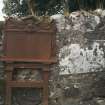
(96, 98, 105, 105)
(91, 77, 105, 97)
(64, 86, 80, 97)
(12, 88, 42, 105)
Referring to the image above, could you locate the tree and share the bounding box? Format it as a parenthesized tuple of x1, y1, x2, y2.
(3, 0, 29, 17)
(3, 0, 63, 17)
(3, 0, 105, 17)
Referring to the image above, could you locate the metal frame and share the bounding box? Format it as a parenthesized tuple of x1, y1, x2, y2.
(5, 61, 53, 105)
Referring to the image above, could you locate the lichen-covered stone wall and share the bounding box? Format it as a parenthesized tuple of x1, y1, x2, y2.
(49, 71, 105, 105)
(49, 10, 105, 105)
(51, 10, 105, 75)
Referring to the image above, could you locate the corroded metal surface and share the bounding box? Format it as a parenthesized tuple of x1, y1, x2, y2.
(2, 17, 57, 61)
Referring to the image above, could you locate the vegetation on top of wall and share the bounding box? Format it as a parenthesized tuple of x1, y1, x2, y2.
(2, 0, 105, 17)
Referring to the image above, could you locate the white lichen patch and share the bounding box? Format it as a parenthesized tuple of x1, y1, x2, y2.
(59, 41, 105, 75)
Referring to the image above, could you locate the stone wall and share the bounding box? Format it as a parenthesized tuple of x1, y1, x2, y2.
(49, 71, 105, 105)
(49, 10, 105, 105)
(0, 28, 4, 105)
(51, 10, 105, 74)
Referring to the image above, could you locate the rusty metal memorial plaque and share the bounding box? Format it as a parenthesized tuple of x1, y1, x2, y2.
(2, 17, 56, 61)
(0, 16, 57, 105)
